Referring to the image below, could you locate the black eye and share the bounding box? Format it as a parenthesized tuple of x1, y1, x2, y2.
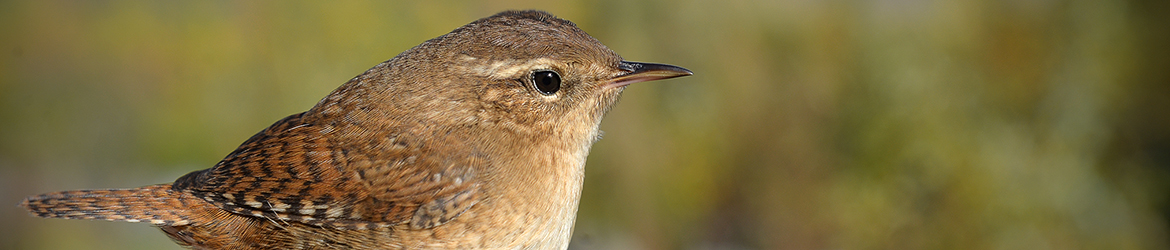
(531, 70, 561, 95)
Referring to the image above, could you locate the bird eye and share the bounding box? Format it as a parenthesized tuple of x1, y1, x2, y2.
(531, 70, 561, 95)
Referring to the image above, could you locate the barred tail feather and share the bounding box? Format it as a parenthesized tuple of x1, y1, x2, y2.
(20, 184, 196, 226)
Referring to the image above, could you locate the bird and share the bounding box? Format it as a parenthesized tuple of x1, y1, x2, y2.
(20, 10, 690, 250)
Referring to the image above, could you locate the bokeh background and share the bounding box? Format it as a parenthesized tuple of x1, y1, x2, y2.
(2, 1, 1168, 249)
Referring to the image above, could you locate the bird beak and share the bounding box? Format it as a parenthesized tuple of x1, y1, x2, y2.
(606, 61, 693, 88)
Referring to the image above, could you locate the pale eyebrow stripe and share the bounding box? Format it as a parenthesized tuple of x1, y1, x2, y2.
(458, 58, 558, 80)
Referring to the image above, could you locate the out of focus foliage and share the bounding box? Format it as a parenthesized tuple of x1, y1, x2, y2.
(1, 1, 1166, 249)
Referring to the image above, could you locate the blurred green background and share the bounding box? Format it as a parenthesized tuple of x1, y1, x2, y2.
(2, 0, 1168, 249)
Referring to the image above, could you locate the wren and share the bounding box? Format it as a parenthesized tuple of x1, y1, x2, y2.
(20, 10, 691, 250)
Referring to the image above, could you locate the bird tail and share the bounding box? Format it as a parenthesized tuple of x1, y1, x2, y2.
(20, 184, 197, 226)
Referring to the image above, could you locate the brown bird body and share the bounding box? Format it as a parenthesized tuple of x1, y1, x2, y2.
(20, 10, 690, 250)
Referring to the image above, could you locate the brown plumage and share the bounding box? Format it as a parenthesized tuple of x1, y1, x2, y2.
(20, 10, 690, 250)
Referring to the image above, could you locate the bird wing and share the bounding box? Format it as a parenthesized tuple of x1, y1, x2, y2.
(172, 112, 481, 230)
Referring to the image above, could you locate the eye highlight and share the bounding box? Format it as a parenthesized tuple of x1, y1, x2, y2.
(531, 70, 561, 95)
